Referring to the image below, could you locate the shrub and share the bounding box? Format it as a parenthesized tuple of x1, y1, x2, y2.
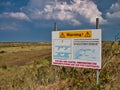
(1, 65, 7, 69)
(0, 50, 6, 54)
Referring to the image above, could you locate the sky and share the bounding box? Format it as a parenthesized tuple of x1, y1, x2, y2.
(0, 0, 120, 42)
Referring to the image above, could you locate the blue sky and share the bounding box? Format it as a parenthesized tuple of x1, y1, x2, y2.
(0, 0, 120, 42)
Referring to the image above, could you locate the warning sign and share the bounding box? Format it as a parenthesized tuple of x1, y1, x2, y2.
(59, 30, 92, 38)
(52, 29, 102, 69)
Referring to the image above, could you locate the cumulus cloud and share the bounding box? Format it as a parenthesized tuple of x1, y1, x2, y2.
(0, 12, 31, 31)
(106, 2, 120, 19)
(0, 12, 30, 21)
(23, 0, 105, 25)
(106, 12, 120, 19)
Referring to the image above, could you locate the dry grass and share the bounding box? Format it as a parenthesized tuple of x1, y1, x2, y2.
(0, 42, 120, 90)
(0, 42, 51, 66)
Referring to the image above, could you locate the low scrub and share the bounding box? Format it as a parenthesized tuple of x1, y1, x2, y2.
(0, 42, 120, 90)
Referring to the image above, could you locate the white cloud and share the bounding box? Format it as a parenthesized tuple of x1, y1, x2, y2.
(10, 12, 30, 21)
(0, 22, 20, 31)
(0, 12, 30, 21)
(109, 2, 120, 12)
(106, 12, 120, 18)
(0, 12, 31, 31)
(106, 2, 120, 19)
(24, 0, 105, 25)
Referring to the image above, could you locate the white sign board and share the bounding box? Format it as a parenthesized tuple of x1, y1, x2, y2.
(52, 29, 102, 69)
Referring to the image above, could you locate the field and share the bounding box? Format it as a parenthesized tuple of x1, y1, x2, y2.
(0, 42, 120, 90)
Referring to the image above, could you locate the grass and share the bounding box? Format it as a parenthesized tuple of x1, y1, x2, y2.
(0, 42, 51, 53)
(0, 42, 120, 90)
(0, 42, 51, 66)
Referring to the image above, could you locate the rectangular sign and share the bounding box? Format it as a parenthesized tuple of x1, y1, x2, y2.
(59, 30, 92, 38)
(52, 29, 102, 69)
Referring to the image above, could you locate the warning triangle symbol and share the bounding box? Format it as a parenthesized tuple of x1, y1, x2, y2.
(60, 33, 65, 38)
(85, 32, 91, 37)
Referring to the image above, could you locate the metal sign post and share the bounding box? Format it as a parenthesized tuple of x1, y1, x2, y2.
(96, 18, 100, 85)
(53, 22, 57, 83)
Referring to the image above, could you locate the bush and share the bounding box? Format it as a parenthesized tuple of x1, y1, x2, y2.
(0, 50, 6, 54)
(1, 65, 7, 69)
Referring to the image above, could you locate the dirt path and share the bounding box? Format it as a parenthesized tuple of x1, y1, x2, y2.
(10, 49, 51, 66)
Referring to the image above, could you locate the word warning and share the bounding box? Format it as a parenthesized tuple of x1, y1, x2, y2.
(59, 30, 92, 38)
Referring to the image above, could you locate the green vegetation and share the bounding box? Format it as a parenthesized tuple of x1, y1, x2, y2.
(0, 42, 120, 90)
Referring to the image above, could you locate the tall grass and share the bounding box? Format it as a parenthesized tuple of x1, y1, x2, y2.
(0, 42, 120, 90)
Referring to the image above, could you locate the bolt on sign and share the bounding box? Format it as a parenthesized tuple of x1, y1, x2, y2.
(52, 29, 102, 69)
